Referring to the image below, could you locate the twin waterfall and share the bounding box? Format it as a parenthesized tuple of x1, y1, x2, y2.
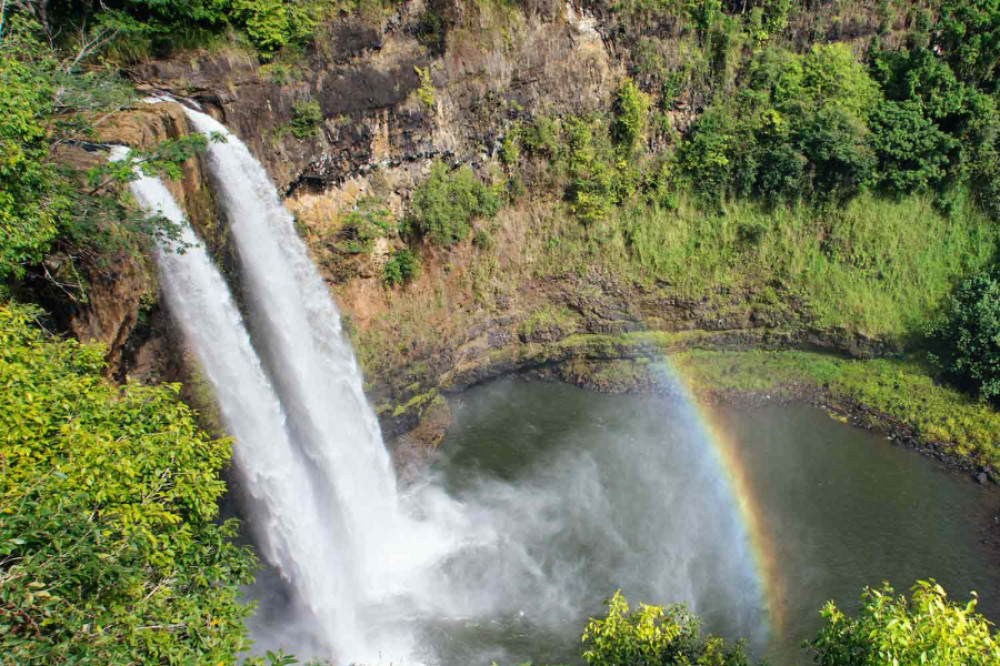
(120, 107, 431, 662)
(121, 104, 767, 665)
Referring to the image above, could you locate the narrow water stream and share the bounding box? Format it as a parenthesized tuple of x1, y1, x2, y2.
(426, 378, 1000, 665)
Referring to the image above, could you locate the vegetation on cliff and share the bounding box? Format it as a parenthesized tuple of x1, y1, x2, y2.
(0, 14, 209, 303)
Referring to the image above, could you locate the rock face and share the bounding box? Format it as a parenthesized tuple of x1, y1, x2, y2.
(55, 101, 221, 381)
(81, 1, 902, 443)
(128, 2, 617, 194)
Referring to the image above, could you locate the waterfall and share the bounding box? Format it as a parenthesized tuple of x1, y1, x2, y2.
(116, 146, 410, 662)
(121, 105, 769, 666)
(182, 110, 402, 571)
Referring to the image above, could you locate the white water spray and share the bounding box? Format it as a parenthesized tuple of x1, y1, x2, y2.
(123, 105, 769, 665)
(116, 149, 372, 657)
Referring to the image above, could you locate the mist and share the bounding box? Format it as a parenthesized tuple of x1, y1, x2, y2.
(245, 377, 768, 665)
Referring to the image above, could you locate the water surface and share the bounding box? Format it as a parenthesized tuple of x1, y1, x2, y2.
(424, 378, 1000, 665)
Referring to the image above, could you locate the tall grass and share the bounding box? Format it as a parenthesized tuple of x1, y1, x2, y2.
(532, 193, 999, 338)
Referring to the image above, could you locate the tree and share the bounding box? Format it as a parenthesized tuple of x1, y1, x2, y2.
(0, 304, 258, 663)
(1, 18, 207, 295)
(869, 100, 956, 195)
(797, 105, 875, 204)
(581, 591, 754, 666)
(934, 267, 1000, 403)
(810, 581, 1000, 666)
(0, 30, 60, 280)
(934, 0, 1000, 91)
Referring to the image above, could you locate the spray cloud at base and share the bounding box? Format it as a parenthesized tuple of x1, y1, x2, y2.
(120, 110, 772, 664)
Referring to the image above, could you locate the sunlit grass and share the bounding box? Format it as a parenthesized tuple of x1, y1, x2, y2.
(534, 193, 999, 338)
(673, 349, 1000, 469)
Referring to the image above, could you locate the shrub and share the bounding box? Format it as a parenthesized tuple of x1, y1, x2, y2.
(800, 43, 880, 120)
(290, 99, 323, 139)
(810, 581, 1000, 666)
(337, 197, 393, 253)
(869, 100, 956, 195)
(582, 591, 753, 666)
(934, 267, 1000, 403)
(678, 107, 739, 203)
(798, 105, 875, 203)
(755, 141, 805, 202)
(0, 304, 257, 663)
(415, 66, 435, 109)
(521, 115, 561, 159)
(565, 117, 618, 223)
(410, 162, 500, 245)
(500, 132, 520, 165)
(229, 0, 317, 57)
(382, 247, 420, 287)
(611, 78, 649, 156)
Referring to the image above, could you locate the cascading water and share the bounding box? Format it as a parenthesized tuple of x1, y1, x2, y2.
(115, 149, 365, 657)
(123, 105, 772, 665)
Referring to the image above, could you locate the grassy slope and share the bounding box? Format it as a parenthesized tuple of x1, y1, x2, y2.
(354, 192, 998, 373)
(345, 190, 1000, 470)
(533, 192, 999, 338)
(673, 349, 1000, 470)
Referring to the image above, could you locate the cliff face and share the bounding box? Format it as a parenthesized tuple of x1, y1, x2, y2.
(84, 0, 896, 447)
(52, 102, 221, 382)
(129, 0, 617, 193)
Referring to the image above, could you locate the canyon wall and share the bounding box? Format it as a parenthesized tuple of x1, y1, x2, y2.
(77, 0, 899, 448)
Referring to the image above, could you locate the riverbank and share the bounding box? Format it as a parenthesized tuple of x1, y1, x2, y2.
(534, 348, 1000, 481)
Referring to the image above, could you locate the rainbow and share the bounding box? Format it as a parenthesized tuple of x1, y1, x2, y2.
(653, 358, 786, 637)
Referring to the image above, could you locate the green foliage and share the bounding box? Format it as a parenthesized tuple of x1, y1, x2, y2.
(410, 162, 500, 245)
(337, 197, 392, 253)
(678, 107, 738, 204)
(415, 66, 435, 110)
(799, 44, 880, 120)
(290, 99, 323, 139)
(679, 43, 877, 205)
(611, 78, 649, 156)
(541, 192, 997, 339)
(867, 7, 1000, 216)
(581, 591, 753, 666)
(0, 304, 257, 663)
(869, 100, 956, 195)
(382, 248, 420, 287)
(746, 0, 790, 46)
(934, 0, 1000, 90)
(0, 36, 59, 280)
(500, 132, 520, 165)
(934, 267, 1000, 403)
(563, 116, 645, 224)
(521, 116, 561, 159)
(0, 26, 208, 289)
(809, 581, 1000, 666)
(797, 105, 875, 203)
(228, 0, 317, 57)
(32, 0, 327, 60)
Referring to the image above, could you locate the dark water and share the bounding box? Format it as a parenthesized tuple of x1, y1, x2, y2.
(426, 378, 1000, 666)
